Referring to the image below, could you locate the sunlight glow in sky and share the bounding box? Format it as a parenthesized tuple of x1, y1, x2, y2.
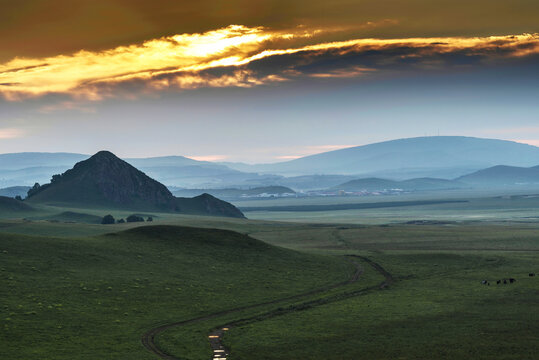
(0, 128, 24, 139)
(1, 26, 537, 101)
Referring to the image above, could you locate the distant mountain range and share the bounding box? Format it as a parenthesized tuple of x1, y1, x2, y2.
(457, 165, 539, 186)
(0, 186, 30, 198)
(333, 177, 467, 192)
(0, 152, 276, 189)
(24, 151, 245, 218)
(331, 165, 539, 192)
(3, 136, 539, 192)
(223, 136, 539, 179)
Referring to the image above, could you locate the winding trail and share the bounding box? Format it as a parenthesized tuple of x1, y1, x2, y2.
(142, 255, 392, 360)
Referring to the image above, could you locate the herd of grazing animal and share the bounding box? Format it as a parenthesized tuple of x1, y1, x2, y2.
(481, 273, 535, 286)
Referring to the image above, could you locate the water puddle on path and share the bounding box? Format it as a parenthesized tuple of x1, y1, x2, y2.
(208, 327, 229, 359)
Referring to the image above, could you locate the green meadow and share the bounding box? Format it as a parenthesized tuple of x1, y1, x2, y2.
(225, 251, 539, 360)
(1, 194, 538, 359)
(1, 225, 354, 359)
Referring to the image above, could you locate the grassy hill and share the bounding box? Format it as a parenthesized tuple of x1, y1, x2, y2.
(32, 211, 104, 224)
(0, 225, 353, 359)
(0, 196, 34, 214)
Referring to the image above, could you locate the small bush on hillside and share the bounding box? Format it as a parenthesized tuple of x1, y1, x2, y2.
(126, 215, 144, 223)
(51, 174, 62, 183)
(101, 214, 115, 225)
(117, 219, 125, 224)
(147, 216, 153, 222)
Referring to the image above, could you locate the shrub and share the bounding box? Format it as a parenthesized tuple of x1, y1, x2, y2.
(126, 215, 144, 223)
(101, 214, 115, 224)
(51, 174, 62, 183)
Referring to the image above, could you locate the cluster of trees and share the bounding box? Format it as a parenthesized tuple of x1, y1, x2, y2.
(26, 177, 62, 198)
(25, 173, 62, 199)
(27, 183, 42, 198)
(101, 214, 153, 224)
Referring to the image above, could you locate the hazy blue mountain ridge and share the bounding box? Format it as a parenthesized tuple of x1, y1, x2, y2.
(457, 165, 539, 186)
(4, 137, 539, 190)
(223, 137, 539, 178)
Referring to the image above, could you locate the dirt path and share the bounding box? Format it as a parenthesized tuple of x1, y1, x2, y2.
(142, 256, 391, 360)
(349, 255, 393, 288)
(207, 255, 393, 359)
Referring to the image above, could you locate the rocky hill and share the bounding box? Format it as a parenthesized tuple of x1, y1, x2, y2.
(25, 151, 245, 218)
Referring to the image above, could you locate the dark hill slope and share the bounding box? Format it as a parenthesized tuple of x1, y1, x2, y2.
(176, 193, 245, 218)
(39, 211, 103, 224)
(25, 151, 244, 218)
(0, 196, 34, 213)
(457, 165, 539, 186)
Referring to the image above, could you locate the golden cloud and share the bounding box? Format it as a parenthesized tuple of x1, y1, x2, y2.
(0, 25, 299, 100)
(0, 25, 537, 101)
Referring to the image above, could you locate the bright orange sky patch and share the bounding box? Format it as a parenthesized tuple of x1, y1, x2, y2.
(0, 26, 537, 101)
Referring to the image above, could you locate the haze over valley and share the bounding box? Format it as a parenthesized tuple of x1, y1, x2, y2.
(4, 136, 539, 200)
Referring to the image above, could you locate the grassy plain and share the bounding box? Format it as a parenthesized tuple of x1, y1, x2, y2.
(225, 251, 538, 360)
(0, 225, 353, 359)
(1, 191, 538, 359)
(238, 190, 539, 224)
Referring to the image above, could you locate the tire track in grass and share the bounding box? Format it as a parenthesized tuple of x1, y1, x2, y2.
(142, 256, 391, 360)
(207, 255, 393, 359)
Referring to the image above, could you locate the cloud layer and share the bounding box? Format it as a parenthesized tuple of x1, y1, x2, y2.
(0, 128, 24, 139)
(0, 25, 537, 101)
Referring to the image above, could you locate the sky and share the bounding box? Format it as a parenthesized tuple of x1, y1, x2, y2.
(0, 0, 538, 163)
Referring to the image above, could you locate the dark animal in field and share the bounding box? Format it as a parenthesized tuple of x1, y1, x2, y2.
(530, 273, 535, 277)
(509, 278, 516, 283)
(481, 280, 488, 285)
(503, 279, 507, 284)
(496, 280, 501, 284)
